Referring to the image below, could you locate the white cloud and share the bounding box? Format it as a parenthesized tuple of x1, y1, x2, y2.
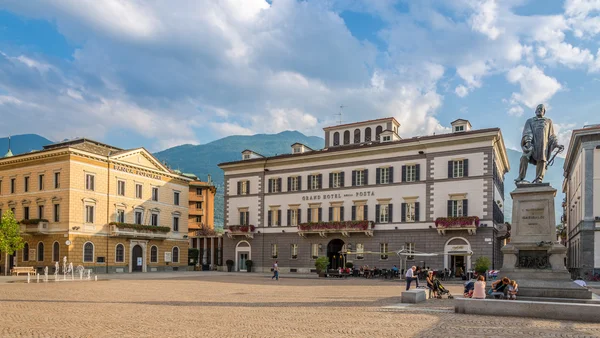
(455, 85, 469, 97)
(468, 0, 503, 40)
(507, 105, 524, 117)
(506, 65, 562, 109)
(554, 122, 576, 151)
(209, 122, 253, 137)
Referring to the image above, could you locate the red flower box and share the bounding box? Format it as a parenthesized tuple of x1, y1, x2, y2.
(298, 220, 373, 231)
(434, 216, 480, 228)
(228, 225, 255, 233)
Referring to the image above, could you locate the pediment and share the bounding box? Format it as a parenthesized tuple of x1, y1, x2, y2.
(110, 148, 169, 173)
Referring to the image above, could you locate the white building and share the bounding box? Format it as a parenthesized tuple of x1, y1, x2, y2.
(563, 124, 600, 278)
(219, 117, 510, 274)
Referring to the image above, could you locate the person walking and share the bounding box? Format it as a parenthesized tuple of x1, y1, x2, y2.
(405, 266, 419, 290)
(271, 261, 279, 281)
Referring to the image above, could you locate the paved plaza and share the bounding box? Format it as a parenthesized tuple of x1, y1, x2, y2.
(0, 272, 599, 338)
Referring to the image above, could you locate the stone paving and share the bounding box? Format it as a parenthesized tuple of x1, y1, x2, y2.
(0, 273, 599, 337)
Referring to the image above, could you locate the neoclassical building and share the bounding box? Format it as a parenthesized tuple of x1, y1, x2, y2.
(0, 138, 190, 274)
(219, 117, 510, 273)
(563, 124, 600, 278)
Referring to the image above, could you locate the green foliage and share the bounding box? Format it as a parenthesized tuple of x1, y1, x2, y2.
(188, 248, 199, 265)
(345, 262, 354, 269)
(226, 259, 234, 266)
(109, 222, 171, 233)
(315, 256, 329, 273)
(245, 260, 253, 268)
(474, 256, 491, 274)
(1, 209, 25, 275)
(19, 219, 49, 225)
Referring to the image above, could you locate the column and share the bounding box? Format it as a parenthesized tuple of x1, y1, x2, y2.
(210, 237, 215, 268)
(197, 238, 201, 266)
(218, 237, 222, 266)
(202, 237, 208, 265)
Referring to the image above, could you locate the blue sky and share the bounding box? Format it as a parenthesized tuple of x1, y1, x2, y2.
(0, 0, 599, 152)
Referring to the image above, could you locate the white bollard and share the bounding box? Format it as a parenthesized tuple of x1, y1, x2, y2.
(27, 274, 30, 283)
(94, 275, 97, 281)
(36, 273, 39, 283)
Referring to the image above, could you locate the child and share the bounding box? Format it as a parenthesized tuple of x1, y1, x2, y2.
(472, 275, 486, 299)
(507, 280, 518, 300)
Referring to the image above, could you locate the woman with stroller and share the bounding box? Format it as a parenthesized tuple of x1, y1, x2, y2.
(426, 271, 437, 298)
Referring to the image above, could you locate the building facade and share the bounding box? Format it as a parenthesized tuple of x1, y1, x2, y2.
(219, 118, 509, 274)
(187, 176, 222, 269)
(0, 138, 190, 274)
(563, 125, 600, 278)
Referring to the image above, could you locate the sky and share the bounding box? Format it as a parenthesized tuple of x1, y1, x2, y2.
(0, 0, 599, 153)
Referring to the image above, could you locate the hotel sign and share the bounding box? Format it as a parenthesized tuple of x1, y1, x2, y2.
(113, 165, 162, 180)
(301, 190, 376, 201)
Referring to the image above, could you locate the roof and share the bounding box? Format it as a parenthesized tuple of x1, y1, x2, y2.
(241, 149, 265, 157)
(563, 124, 600, 173)
(220, 127, 502, 167)
(322, 117, 399, 131)
(43, 138, 123, 156)
(450, 119, 472, 126)
(291, 142, 314, 150)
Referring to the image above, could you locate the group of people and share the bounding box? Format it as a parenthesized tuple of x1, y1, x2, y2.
(464, 276, 518, 300)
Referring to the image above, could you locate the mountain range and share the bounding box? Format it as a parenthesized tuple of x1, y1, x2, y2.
(1, 133, 565, 227)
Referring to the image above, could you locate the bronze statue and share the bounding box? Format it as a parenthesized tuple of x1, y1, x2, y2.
(515, 104, 564, 185)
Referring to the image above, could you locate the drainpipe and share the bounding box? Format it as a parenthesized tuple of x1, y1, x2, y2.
(106, 158, 110, 274)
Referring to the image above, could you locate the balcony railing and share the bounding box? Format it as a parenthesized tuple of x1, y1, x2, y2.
(19, 219, 50, 235)
(226, 225, 255, 239)
(109, 222, 169, 240)
(297, 221, 375, 238)
(434, 216, 480, 235)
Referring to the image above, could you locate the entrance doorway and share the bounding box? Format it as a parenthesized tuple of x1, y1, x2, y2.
(132, 245, 143, 272)
(327, 239, 345, 270)
(450, 255, 465, 277)
(238, 253, 248, 271)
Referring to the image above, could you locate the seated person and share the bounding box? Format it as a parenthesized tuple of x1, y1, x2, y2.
(472, 275, 487, 299)
(426, 271, 437, 298)
(507, 280, 518, 300)
(489, 277, 510, 298)
(463, 280, 475, 298)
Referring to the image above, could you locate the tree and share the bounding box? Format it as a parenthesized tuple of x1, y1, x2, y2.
(0, 210, 25, 276)
(474, 256, 491, 275)
(315, 256, 329, 274)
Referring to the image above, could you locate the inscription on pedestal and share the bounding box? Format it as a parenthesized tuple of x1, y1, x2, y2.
(516, 200, 551, 237)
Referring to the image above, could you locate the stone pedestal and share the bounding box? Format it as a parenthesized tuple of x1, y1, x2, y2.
(501, 183, 591, 299)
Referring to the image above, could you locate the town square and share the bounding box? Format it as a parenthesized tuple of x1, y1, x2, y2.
(2, 0, 600, 337)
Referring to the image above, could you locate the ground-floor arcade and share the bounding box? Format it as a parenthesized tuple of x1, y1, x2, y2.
(0, 234, 188, 274)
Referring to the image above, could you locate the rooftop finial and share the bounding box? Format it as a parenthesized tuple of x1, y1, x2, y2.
(4, 135, 13, 158)
(335, 105, 345, 125)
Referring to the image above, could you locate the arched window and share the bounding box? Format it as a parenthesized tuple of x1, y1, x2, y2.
(333, 132, 340, 146)
(376, 126, 383, 141)
(23, 243, 29, 262)
(354, 129, 361, 143)
(83, 242, 94, 263)
(365, 127, 372, 142)
(53, 242, 59, 262)
(115, 244, 124, 263)
(343, 130, 350, 145)
(37, 242, 44, 262)
(172, 247, 179, 263)
(150, 246, 158, 263)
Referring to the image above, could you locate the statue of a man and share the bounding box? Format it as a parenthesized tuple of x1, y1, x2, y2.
(515, 104, 564, 184)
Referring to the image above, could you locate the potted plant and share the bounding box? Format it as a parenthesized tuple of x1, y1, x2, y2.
(345, 262, 354, 269)
(226, 259, 234, 272)
(315, 256, 329, 277)
(245, 260, 253, 273)
(474, 256, 491, 278)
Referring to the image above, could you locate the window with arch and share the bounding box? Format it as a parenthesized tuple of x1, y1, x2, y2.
(172, 247, 179, 263)
(365, 127, 372, 141)
(150, 246, 158, 263)
(83, 242, 94, 263)
(23, 242, 29, 262)
(354, 128, 361, 143)
(376, 126, 383, 140)
(343, 130, 350, 145)
(53, 242, 59, 262)
(333, 132, 340, 146)
(37, 242, 44, 262)
(115, 244, 124, 263)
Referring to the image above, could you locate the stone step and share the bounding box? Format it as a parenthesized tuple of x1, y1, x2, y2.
(515, 296, 600, 304)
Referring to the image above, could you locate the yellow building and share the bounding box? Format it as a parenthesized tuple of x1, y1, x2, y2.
(0, 138, 191, 274)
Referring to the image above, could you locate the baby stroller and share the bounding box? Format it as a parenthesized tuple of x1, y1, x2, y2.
(432, 278, 454, 299)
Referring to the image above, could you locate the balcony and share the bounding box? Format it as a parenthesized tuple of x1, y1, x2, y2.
(109, 222, 170, 240)
(434, 216, 480, 235)
(226, 225, 255, 239)
(19, 219, 50, 235)
(297, 221, 375, 238)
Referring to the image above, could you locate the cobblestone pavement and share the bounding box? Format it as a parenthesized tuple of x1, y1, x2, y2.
(0, 274, 599, 338)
